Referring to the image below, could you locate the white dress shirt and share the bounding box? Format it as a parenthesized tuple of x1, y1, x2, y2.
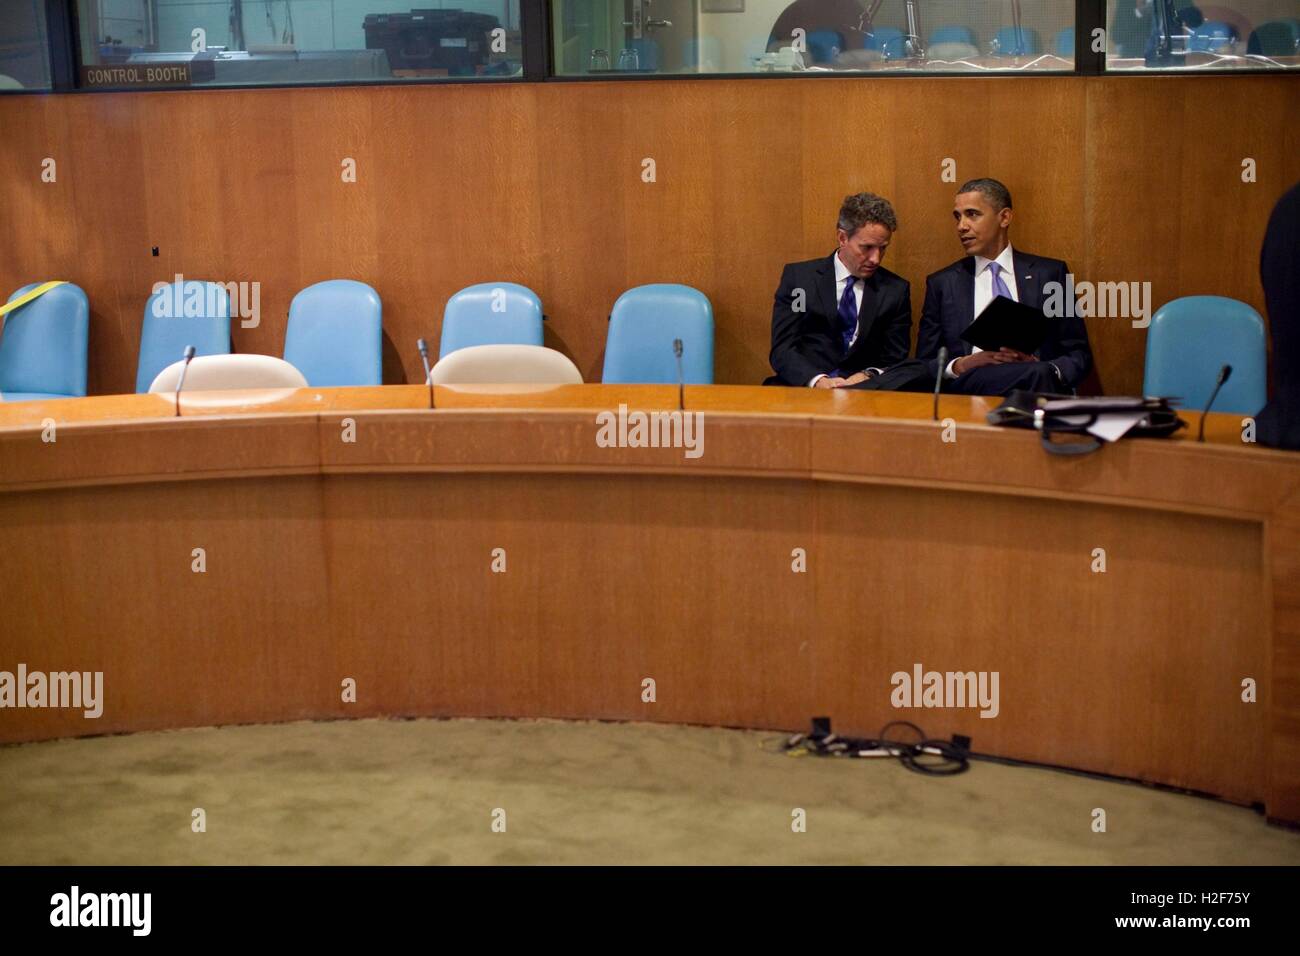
(809, 253, 884, 387)
(945, 243, 1019, 379)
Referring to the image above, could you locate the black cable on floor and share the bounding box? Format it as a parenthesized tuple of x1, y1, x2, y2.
(775, 717, 970, 776)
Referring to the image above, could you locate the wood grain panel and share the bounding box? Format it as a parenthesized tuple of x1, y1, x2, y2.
(1085, 78, 1300, 395)
(0, 395, 1297, 818)
(2, 77, 1296, 398)
(0, 476, 332, 736)
(812, 415, 1300, 520)
(317, 410, 811, 478)
(811, 482, 1266, 802)
(1268, 484, 1300, 824)
(0, 414, 320, 491)
(319, 473, 818, 729)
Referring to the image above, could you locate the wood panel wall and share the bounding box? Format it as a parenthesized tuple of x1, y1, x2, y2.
(4, 402, 1296, 815)
(1, 75, 1296, 395)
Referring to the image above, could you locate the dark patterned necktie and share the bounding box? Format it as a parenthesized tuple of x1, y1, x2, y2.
(838, 274, 858, 354)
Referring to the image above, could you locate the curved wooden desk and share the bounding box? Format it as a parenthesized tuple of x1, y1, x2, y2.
(1, 385, 1297, 823)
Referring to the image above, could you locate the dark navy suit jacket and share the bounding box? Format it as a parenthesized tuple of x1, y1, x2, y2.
(768, 252, 912, 386)
(914, 250, 1093, 388)
(1257, 181, 1300, 449)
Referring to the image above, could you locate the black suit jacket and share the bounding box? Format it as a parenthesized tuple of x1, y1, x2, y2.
(914, 251, 1093, 387)
(769, 252, 912, 386)
(1257, 181, 1300, 450)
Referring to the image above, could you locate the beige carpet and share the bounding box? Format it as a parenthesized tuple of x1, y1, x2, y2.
(1, 718, 1297, 865)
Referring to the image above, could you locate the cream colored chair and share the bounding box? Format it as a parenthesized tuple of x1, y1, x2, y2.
(927, 41, 981, 60)
(429, 344, 583, 385)
(147, 354, 308, 392)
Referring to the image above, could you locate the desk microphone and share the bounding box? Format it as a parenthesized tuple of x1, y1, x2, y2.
(904, 0, 926, 57)
(416, 338, 435, 409)
(1197, 364, 1232, 443)
(174, 345, 196, 418)
(673, 338, 684, 411)
(932, 346, 948, 422)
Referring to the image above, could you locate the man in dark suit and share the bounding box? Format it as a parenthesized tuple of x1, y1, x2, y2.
(915, 178, 1092, 396)
(1257, 180, 1300, 450)
(768, 192, 912, 388)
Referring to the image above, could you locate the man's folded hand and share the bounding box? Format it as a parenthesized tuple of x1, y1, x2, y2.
(997, 347, 1037, 363)
(953, 351, 1013, 375)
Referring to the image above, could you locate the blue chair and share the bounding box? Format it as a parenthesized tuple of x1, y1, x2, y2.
(1189, 22, 1237, 53)
(602, 284, 713, 384)
(1248, 19, 1300, 55)
(1055, 26, 1075, 57)
(136, 280, 231, 393)
(0, 282, 89, 401)
(284, 280, 382, 387)
(864, 27, 906, 58)
(806, 30, 845, 63)
(929, 26, 975, 47)
(439, 282, 543, 359)
(993, 26, 1040, 55)
(1143, 296, 1267, 416)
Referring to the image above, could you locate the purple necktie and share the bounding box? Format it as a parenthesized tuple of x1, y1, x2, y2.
(837, 274, 858, 355)
(989, 261, 1012, 301)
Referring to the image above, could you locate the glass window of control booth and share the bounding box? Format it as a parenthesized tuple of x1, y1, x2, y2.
(0, 2, 53, 91)
(74, 0, 523, 90)
(1106, 0, 1300, 69)
(552, 0, 1079, 75)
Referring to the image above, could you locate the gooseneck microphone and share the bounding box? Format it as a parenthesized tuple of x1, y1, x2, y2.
(1197, 364, 1232, 443)
(673, 338, 684, 412)
(417, 338, 434, 410)
(932, 346, 948, 422)
(174, 345, 196, 418)
(904, 0, 925, 57)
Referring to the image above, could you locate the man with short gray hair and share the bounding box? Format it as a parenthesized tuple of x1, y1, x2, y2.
(768, 192, 913, 387)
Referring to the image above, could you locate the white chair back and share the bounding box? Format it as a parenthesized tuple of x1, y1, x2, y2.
(148, 354, 309, 392)
(430, 344, 583, 385)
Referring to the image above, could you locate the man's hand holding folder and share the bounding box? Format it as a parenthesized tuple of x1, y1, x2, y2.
(952, 347, 1034, 375)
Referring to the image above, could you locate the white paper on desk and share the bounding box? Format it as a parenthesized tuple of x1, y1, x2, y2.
(1086, 412, 1146, 443)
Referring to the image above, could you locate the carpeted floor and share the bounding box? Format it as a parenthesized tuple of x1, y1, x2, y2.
(1, 718, 1297, 865)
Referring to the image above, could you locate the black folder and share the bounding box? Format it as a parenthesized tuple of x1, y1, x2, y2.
(960, 295, 1050, 355)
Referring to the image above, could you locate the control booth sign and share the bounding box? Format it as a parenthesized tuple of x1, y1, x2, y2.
(80, 64, 199, 88)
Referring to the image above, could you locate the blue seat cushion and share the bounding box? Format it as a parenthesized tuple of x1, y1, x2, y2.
(1, 391, 76, 402)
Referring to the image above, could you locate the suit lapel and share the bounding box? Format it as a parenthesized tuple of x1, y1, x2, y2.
(856, 273, 878, 336)
(1012, 250, 1040, 309)
(816, 253, 838, 329)
(955, 258, 976, 355)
